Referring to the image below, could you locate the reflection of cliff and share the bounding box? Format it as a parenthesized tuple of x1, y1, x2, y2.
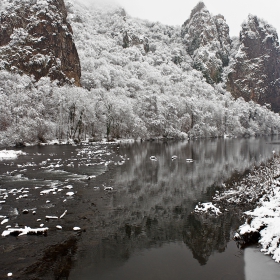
(113, 138, 275, 210)
(183, 213, 241, 265)
(82, 137, 278, 268)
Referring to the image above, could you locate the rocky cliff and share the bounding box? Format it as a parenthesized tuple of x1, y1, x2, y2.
(181, 2, 231, 84)
(182, 3, 280, 112)
(226, 15, 280, 112)
(0, 0, 81, 86)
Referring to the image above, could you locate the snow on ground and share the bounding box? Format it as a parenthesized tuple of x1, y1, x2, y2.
(236, 179, 280, 262)
(0, 149, 26, 160)
(194, 155, 280, 262)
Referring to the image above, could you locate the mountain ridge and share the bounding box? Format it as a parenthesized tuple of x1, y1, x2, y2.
(1, 0, 280, 145)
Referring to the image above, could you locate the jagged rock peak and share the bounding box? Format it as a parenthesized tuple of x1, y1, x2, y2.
(189, 2, 206, 19)
(181, 2, 231, 84)
(182, 2, 210, 40)
(226, 15, 280, 112)
(0, 0, 81, 86)
(240, 15, 279, 58)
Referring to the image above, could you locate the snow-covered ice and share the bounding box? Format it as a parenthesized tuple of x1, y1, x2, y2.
(0, 149, 26, 160)
(2, 226, 48, 237)
(60, 210, 67, 218)
(66, 192, 74, 196)
(73, 227, 81, 231)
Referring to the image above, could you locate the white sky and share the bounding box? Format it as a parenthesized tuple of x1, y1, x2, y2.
(78, 0, 280, 37)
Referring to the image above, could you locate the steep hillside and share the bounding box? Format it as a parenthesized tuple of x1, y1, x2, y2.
(181, 3, 280, 112)
(0, 0, 81, 85)
(226, 15, 280, 112)
(1, 0, 280, 146)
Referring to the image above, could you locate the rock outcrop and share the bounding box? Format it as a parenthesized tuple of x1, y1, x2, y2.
(181, 2, 231, 84)
(0, 0, 81, 86)
(226, 15, 280, 112)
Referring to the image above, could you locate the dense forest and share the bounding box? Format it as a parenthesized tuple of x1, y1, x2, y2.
(0, 0, 280, 146)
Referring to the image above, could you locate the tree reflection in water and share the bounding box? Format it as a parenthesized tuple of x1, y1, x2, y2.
(70, 136, 280, 279)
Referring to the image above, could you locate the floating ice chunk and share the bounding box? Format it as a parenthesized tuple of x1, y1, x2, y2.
(0, 149, 26, 161)
(1, 218, 9, 225)
(150, 156, 157, 161)
(186, 159, 194, 162)
(40, 188, 57, 195)
(2, 226, 48, 237)
(65, 185, 73, 189)
(60, 210, 67, 219)
(7, 272, 12, 277)
(104, 187, 113, 191)
(45, 216, 58, 219)
(73, 227, 81, 231)
(66, 192, 74, 196)
(56, 225, 62, 230)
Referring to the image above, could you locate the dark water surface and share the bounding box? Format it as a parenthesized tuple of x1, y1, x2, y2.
(0, 136, 280, 279)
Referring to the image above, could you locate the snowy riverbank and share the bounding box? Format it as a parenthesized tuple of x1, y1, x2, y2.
(195, 153, 280, 262)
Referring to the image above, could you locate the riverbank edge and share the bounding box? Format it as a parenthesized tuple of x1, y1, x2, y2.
(195, 153, 280, 263)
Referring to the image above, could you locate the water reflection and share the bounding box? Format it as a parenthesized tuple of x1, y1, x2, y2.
(1, 137, 279, 279)
(70, 136, 280, 279)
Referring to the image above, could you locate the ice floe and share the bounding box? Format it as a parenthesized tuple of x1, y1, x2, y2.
(1, 218, 9, 224)
(66, 192, 74, 196)
(0, 149, 26, 160)
(45, 215, 58, 219)
(2, 226, 48, 237)
(73, 227, 81, 231)
(60, 210, 67, 218)
(104, 186, 113, 191)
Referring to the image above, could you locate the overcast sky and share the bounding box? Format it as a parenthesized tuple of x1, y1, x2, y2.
(78, 0, 280, 37)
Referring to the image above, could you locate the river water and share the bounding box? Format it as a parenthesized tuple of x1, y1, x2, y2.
(0, 136, 280, 279)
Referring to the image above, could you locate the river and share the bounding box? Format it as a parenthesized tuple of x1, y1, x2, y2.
(0, 136, 280, 279)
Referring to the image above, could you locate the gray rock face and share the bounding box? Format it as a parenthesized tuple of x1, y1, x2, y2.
(226, 15, 280, 112)
(182, 2, 280, 112)
(0, 0, 81, 86)
(181, 2, 231, 84)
